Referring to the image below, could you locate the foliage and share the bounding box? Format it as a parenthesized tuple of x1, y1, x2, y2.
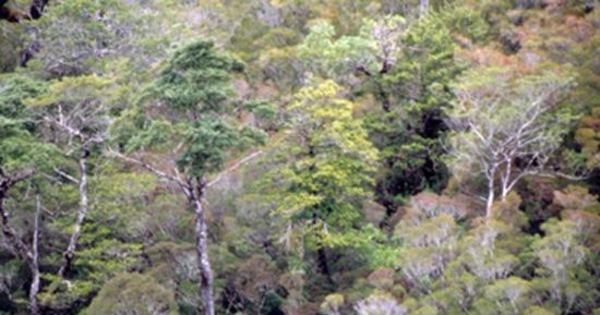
(0, 74, 56, 172)
(122, 40, 264, 175)
(0, 1, 599, 315)
(83, 273, 178, 315)
(369, 14, 462, 211)
(269, 80, 378, 237)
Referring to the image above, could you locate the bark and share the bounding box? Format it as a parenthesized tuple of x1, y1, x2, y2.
(29, 191, 42, 315)
(58, 149, 88, 278)
(419, 0, 429, 17)
(485, 168, 496, 219)
(110, 150, 261, 315)
(29, 0, 49, 19)
(356, 66, 391, 112)
(0, 5, 27, 22)
(500, 157, 512, 202)
(377, 81, 391, 113)
(317, 246, 334, 287)
(190, 176, 215, 315)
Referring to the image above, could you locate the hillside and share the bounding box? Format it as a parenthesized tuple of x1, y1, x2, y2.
(0, 1, 599, 315)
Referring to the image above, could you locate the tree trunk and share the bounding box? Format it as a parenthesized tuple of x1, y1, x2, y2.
(29, 191, 41, 315)
(317, 246, 335, 287)
(500, 157, 512, 202)
(375, 80, 391, 113)
(59, 151, 89, 278)
(191, 176, 215, 315)
(486, 174, 495, 219)
(419, 0, 429, 17)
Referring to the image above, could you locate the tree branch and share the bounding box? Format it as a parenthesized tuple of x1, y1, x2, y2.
(107, 149, 186, 186)
(207, 150, 263, 188)
(53, 167, 79, 184)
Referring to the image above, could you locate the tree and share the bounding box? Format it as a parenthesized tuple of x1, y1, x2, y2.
(22, 0, 168, 76)
(371, 15, 461, 213)
(26, 74, 113, 278)
(532, 219, 590, 312)
(0, 74, 56, 315)
(112, 40, 266, 315)
(355, 293, 407, 315)
(296, 15, 406, 108)
(446, 66, 576, 217)
(84, 273, 178, 315)
(266, 80, 378, 290)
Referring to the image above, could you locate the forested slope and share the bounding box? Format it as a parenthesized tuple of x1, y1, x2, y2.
(0, 0, 599, 315)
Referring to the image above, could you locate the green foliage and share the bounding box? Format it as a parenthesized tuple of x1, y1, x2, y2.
(0, 74, 59, 174)
(124, 40, 261, 176)
(1, 2, 600, 315)
(437, 3, 491, 44)
(83, 273, 178, 315)
(369, 15, 461, 210)
(270, 80, 378, 230)
(24, 0, 167, 78)
(297, 15, 405, 82)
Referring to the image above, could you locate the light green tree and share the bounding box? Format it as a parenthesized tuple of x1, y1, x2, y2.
(266, 80, 378, 293)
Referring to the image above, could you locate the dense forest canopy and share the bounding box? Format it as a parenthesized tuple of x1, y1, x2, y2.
(0, 0, 599, 315)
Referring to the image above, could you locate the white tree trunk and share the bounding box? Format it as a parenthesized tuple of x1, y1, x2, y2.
(191, 177, 215, 315)
(29, 191, 42, 315)
(486, 166, 497, 218)
(59, 150, 89, 277)
(419, 0, 429, 17)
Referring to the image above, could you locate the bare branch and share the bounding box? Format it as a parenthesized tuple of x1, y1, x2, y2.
(207, 150, 263, 188)
(53, 167, 79, 184)
(107, 149, 187, 187)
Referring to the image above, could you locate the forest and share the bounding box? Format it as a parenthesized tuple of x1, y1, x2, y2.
(0, 0, 599, 314)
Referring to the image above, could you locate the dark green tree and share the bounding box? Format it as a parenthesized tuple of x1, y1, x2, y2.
(112, 40, 266, 315)
(368, 15, 462, 214)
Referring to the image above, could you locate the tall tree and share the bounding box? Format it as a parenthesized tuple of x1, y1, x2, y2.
(296, 15, 406, 109)
(266, 80, 378, 290)
(362, 15, 461, 214)
(112, 40, 266, 315)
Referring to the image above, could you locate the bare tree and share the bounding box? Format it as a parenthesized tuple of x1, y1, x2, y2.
(446, 67, 576, 217)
